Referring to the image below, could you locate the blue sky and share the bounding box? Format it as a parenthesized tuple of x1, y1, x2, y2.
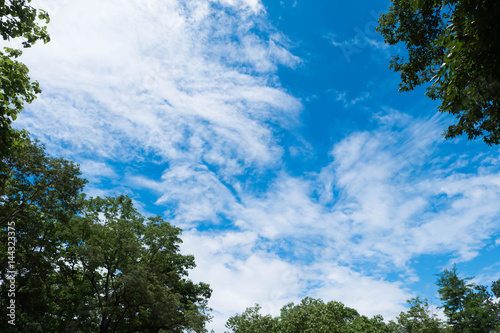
(10, 0, 500, 331)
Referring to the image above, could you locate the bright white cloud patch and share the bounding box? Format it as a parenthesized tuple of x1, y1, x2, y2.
(15, 0, 500, 332)
(22, 0, 301, 169)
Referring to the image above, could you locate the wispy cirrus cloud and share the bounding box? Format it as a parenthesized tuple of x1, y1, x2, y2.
(313, 111, 500, 268)
(22, 0, 301, 172)
(328, 89, 371, 108)
(180, 109, 500, 329)
(323, 8, 392, 64)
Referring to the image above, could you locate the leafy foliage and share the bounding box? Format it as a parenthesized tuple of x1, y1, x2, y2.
(0, 138, 86, 228)
(0, 0, 50, 47)
(0, 48, 39, 157)
(58, 195, 212, 332)
(226, 266, 500, 333)
(0, 139, 212, 332)
(377, 0, 500, 145)
(279, 297, 364, 333)
(395, 297, 447, 332)
(436, 265, 500, 332)
(225, 297, 394, 333)
(225, 305, 278, 333)
(0, 138, 86, 332)
(0, 0, 50, 158)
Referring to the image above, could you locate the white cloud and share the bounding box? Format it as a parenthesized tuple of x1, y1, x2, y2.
(474, 263, 500, 287)
(20, 0, 301, 173)
(325, 32, 389, 53)
(181, 230, 411, 332)
(329, 89, 370, 108)
(307, 264, 411, 319)
(373, 107, 412, 128)
(324, 30, 391, 63)
(77, 160, 117, 182)
(316, 114, 500, 268)
(181, 230, 302, 331)
(174, 112, 499, 331)
(218, 0, 264, 14)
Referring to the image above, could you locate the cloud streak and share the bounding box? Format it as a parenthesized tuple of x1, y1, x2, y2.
(178, 112, 500, 329)
(22, 0, 301, 170)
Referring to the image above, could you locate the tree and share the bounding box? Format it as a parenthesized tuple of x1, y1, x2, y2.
(0, 140, 212, 332)
(225, 297, 393, 333)
(377, 0, 500, 145)
(1, 0, 50, 158)
(56, 195, 212, 333)
(436, 265, 500, 332)
(226, 267, 500, 333)
(395, 297, 447, 332)
(0, 0, 50, 46)
(278, 297, 361, 333)
(225, 305, 278, 333)
(0, 138, 86, 332)
(0, 138, 86, 228)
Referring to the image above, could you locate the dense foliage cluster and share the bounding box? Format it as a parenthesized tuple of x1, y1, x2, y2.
(377, 0, 500, 145)
(0, 0, 50, 158)
(225, 269, 500, 332)
(0, 140, 212, 332)
(225, 298, 390, 333)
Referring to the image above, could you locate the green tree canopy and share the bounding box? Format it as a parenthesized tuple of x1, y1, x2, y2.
(226, 267, 500, 333)
(395, 297, 447, 333)
(225, 297, 393, 333)
(436, 265, 500, 332)
(225, 305, 278, 333)
(0, 139, 212, 332)
(57, 195, 212, 332)
(0, 0, 50, 158)
(377, 0, 500, 145)
(0, 0, 50, 46)
(278, 297, 361, 333)
(0, 138, 86, 331)
(0, 138, 85, 228)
